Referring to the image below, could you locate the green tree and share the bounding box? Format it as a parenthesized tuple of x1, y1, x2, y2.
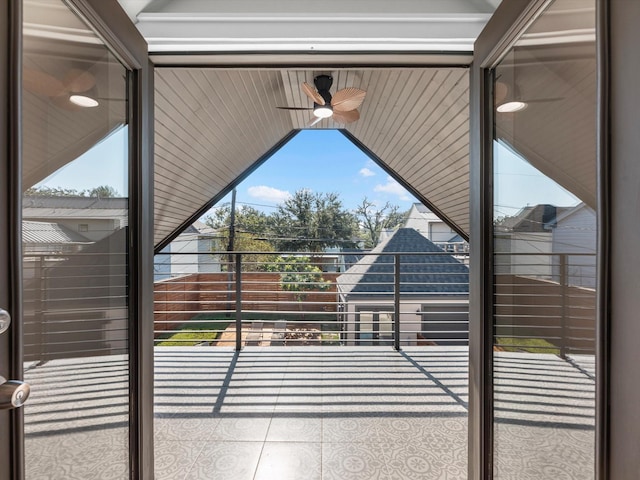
(204, 205, 277, 270)
(24, 185, 119, 197)
(86, 185, 119, 198)
(205, 204, 272, 238)
(271, 190, 359, 252)
(266, 256, 331, 316)
(355, 197, 408, 247)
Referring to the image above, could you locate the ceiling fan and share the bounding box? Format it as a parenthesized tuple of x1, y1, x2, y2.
(277, 74, 366, 125)
(23, 67, 104, 109)
(495, 79, 563, 113)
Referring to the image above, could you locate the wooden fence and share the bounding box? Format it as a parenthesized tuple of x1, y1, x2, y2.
(154, 272, 339, 331)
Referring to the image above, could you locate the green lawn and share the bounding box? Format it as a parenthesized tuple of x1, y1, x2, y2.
(155, 312, 339, 346)
(155, 314, 231, 346)
(495, 336, 559, 354)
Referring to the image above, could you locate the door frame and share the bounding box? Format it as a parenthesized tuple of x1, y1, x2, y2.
(1, 0, 24, 477)
(469, 0, 609, 479)
(0, 1, 154, 478)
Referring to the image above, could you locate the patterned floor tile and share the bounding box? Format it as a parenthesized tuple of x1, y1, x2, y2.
(266, 416, 322, 442)
(184, 441, 263, 480)
(209, 416, 272, 442)
(155, 441, 206, 480)
(254, 442, 321, 480)
(322, 442, 388, 480)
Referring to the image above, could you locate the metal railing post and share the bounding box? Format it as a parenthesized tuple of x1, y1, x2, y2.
(559, 253, 568, 359)
(235, 254, 242, 352)
(394, 254, 401, 351)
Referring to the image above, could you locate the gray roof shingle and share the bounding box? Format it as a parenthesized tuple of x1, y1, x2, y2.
(337, 228, 468, 296)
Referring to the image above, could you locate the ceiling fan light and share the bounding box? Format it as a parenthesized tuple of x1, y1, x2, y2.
(313, 105, 333, 118)
(497, 101, 527, 113)
(69, 94, 99, 108)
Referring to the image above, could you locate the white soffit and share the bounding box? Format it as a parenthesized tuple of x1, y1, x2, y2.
(119, 0, 496, 55)
(154, 67, 470, 247)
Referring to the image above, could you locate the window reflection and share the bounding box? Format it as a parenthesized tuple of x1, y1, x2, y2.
(22, 0, 130, 478)
(492, 0, 597, 478)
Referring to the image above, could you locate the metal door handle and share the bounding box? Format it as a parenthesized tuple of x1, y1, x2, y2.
(0, 377, 30, 409)
(0, 308, 10, 334)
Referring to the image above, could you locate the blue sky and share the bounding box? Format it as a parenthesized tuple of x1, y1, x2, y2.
(36, 127, 580, 220)
(493, 140, 579, 218)
(212, 129, 417, 215)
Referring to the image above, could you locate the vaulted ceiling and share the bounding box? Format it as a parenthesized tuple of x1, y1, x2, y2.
(119, 0, 498, 248)
(154, 67, 470, 248)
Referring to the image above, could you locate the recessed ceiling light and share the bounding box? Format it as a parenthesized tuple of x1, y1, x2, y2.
(313, 105, 333, 118)
(497, 101, 527, 113)
(69, 94, 99, 108)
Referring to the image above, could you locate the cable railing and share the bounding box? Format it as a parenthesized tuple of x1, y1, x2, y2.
(493, 252, 596, 357)
(154, 249, 470, 349)
(23, 252, 128, 362)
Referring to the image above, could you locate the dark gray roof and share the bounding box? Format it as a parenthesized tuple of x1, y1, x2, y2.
(496, 204, 573, 233)
(337, 228, 468, 296)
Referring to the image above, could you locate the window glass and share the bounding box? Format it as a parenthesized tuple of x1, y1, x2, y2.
(492, 1, 597, 478)
(22, 0, 130, 477)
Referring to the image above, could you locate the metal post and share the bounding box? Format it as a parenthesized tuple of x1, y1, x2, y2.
(394, 254, 401, 351)
(235, 254, 242, 352)
(559, 253, 568, 359)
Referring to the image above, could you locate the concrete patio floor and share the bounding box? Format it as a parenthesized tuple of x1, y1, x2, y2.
(21, 346, 595, 479)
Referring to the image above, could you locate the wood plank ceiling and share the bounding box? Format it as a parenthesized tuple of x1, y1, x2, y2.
(154, 67, 470, 247)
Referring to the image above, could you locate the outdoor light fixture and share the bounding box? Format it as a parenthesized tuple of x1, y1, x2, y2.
(497, 100, 527, 113)
(313, 104, 333, 118)
(69, 94, 99, 108)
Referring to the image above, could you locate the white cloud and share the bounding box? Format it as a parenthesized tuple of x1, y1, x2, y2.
(247, 185, 291, 203)
(359, 167, 376, 177)
(374, 176, 411, 201)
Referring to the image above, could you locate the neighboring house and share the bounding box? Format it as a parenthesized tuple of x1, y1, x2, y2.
(23, 220, 92, 255)
(494, 204, 560, 279)
(337, 228, 469, 346)
(495, 202, 596, 288)
(154, 221, 221, 280)
(22, 220, 93, 284)
(551, 203, 596, 288)
(404, 203, 468, 254)
(23, 195, 128, 242)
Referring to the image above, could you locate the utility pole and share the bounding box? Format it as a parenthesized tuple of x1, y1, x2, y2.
(225, 188, 237, 316)
(227, 188, 237, 254)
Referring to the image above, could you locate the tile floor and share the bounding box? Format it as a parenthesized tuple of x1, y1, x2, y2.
(154, 347, 469, 480)
(21, 346, 596, 479)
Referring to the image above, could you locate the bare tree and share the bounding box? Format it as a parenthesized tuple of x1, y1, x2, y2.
(355, 197, 407, 247)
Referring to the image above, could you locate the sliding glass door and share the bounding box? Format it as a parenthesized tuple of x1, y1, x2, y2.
(0, 1, 151, 478)
(473, 0, 598, 478)
(21, 1, 131, 477)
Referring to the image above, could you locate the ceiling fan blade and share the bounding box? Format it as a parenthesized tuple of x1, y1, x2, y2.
(331, 88, 366, 112)
(276, 106, 313, 110)
(63, 68, 96, 93)
(331, 109, 360, 124)
(302, 82, 325, 106)
(24, 68, 66, 97)
(307, 116, 323, 127)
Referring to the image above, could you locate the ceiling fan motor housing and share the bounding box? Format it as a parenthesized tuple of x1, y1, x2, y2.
(314, 74, 334, 104)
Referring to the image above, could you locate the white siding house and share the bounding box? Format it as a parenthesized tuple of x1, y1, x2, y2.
(552, 203, 597, 288)
(337, 228, 469, 346)
(154, 221, 221, 280)
(404, 203, 468, 254)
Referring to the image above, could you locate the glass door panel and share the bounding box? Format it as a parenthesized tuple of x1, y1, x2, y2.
(491, 0, 597, 478)
(22, 0, 130, 477)
(358, 311, 374, 345)
(378, 312, 393, 345)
